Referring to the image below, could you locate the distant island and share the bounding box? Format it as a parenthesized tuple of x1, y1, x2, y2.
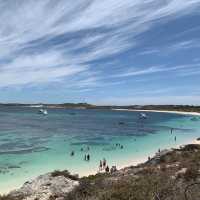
(0, 103, 200, 113)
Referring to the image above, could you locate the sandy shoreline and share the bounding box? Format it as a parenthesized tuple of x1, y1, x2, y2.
(112, 109, 200, 116)
(116, 138, 200, 170)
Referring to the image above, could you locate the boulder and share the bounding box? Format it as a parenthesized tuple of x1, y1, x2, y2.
(9, 172, 79, 200)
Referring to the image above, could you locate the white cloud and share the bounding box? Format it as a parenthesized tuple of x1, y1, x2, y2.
(0, 0, 200, 88)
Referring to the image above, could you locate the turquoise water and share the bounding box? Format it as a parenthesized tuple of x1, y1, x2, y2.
(0, 106, 200, 193)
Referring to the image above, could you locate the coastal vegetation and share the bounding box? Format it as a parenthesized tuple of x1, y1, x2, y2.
(51, 170, 79, 181)
(1, 143, 200, 200)
(64, 144, 200, 200)
(1, 103, 200, 113)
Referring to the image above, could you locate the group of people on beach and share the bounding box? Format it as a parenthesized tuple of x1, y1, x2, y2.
(70, 145, 118, 174)
(99, 158, 107, 171)
(99, 158, 117, 173)
(70, 126, 177, 173)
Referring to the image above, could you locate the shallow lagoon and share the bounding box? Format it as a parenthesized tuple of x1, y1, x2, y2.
(0, 106, 200, 193)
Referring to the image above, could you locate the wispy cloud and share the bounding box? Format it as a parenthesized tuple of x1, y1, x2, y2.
(0, 0, 200, 91)
(137, 39, 200, 57)
(166, 39, 200, 52)
(113, 66, 165, 77)
(113, 63, 200, 78)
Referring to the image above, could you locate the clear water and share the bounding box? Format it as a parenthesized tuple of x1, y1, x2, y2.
(0, 106, 200, 193)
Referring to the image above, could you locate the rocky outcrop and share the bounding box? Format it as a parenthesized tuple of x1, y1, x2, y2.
(9, 172, 79, 200)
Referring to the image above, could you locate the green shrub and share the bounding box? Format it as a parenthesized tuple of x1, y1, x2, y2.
(51, 170, 79, 181)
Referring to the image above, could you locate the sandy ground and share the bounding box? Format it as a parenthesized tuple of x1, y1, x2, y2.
(112, 109, 200, 116)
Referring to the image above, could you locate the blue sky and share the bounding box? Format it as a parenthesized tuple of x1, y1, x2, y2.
(0, 0, 200, 105)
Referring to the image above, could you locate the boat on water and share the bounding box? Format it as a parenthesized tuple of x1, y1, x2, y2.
(139, 113, 147, 119)
(38, 109, 48, 115)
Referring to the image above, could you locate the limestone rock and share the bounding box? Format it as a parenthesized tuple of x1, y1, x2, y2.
(9, 172, 79, 200)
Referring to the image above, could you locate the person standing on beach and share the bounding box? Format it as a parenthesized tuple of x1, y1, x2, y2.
(174, 136, 177, 142)
(103, 158, 106, 169)
(105, 165, 110, 173)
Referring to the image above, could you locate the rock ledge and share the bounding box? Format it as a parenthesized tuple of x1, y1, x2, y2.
(9, 172, 79, 200)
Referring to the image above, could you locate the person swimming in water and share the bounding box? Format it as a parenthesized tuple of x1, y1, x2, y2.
(71, 151, 74, 156)
(87, 154, 90, 161)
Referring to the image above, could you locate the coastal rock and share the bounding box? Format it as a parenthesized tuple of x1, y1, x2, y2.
(9, 172, 79, 200)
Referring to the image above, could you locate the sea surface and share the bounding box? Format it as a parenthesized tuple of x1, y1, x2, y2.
(0, 106, 200, 193)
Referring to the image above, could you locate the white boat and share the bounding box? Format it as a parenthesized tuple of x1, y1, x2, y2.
(38, 109, 48, 115)
(140, 113, 147, 119)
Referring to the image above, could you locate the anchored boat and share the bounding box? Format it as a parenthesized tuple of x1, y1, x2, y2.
(140, 113, 147, 119)
(38, 109, 48, 115)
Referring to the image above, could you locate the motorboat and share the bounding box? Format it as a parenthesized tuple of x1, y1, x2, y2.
(38, 109, 48, 115)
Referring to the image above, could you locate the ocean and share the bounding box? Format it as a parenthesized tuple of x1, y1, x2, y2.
(0, 106, 200, 193)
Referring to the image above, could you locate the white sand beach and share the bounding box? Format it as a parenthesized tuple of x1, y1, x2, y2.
(112, 109, 200, 116)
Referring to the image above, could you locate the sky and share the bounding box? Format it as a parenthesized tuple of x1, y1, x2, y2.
(0, 0, 200, 105)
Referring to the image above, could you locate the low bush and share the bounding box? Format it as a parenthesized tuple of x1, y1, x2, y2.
(51, 170, 79, 181)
